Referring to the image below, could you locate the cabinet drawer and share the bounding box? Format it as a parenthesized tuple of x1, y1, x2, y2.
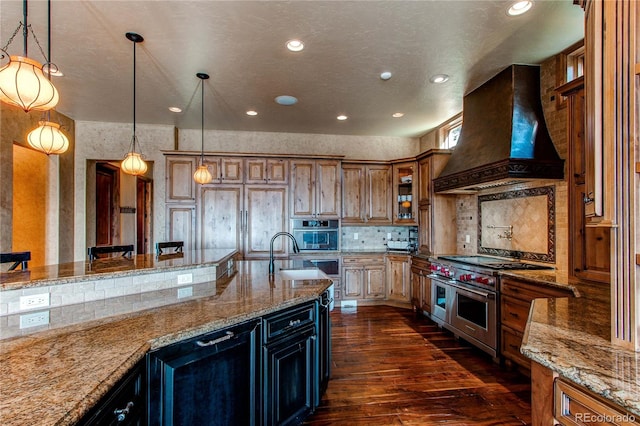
(410, 256, 430, 271)
(554, 379, 640, 425)
(263, 302, 316, 343)
(500, 326, 530, 370)
(501, 295, 531, 332)
(342, 255, 384, 265)
(501, 278, 574, 302)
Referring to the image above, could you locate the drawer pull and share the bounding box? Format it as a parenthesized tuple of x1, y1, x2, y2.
(196, 331, 234, 347)
(509, 344, 520, 350)
(114, 401, 134, 422)
(509, 312, 519, 318)
(288, 319, 302, 327)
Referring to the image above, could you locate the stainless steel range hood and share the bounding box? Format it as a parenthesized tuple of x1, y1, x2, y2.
(433, 65, 564, 193)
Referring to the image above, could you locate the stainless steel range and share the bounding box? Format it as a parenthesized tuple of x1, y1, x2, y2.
(428, 255, 552, 360)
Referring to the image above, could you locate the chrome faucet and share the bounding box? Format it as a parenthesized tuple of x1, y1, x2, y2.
(268, 232, 300, 275)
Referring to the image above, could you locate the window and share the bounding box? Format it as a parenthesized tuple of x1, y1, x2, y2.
(565, 42, 585, 81)
(438, 113, 463, 149)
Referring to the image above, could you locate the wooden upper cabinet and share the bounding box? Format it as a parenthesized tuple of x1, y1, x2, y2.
(290, 159, 340, 218)
(366, 165, 392, 224)
(200, 157, 243, 183)
(166, 157, 196, 202)
(245, 159, 288, 184)
(198, 185, 243, 251)
(392, 161, 417, 225)
(341, 163, 392, 224)
(417, 158, 431, 206)
(560, 77, 610, 284)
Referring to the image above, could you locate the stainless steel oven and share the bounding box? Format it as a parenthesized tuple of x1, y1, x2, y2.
(449, 281, 497, 356)
(430, 276, 452, 325)
(291, 219, 339, 251)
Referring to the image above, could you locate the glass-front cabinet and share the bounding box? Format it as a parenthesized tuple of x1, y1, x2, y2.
(392, 161, 417, 225)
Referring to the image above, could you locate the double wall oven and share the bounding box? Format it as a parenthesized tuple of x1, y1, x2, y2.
(428, 255, 551, 359)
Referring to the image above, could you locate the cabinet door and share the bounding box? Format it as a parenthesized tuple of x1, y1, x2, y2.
(199, 185, 243, 251)
(410, 269, 422, 310)
(220, 157, 244, 183)
(366, 165, 392, 224)
(386, 256, 410, 302)
(246, 159, 268, 184)
(290, 161, 315, 217)
(341, 164, 365, 223)
(244, 186, 288, 258)
(342, 267, 363, 298)
(392, 161, 417, 225)
(166, 205, 196, 251)
(364, 265, 386, 299)
(417, 157, 431, 206)
(166, 157, 196, 202)
(315, 160, 341, 218)
(421, 275, 432, 313)
(418, 205, 431, 255)
(267, 159, 289, 184)
(264, 328, 316, 426)
(203, 157, 222, 183)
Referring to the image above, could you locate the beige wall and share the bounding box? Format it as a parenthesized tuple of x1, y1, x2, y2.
(0, 104, 75, 264)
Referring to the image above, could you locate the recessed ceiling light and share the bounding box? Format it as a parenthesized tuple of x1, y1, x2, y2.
(380, 71, 392, 81)
(392, 112, 404, 118)
(168, 106, 182, 113)
(275, 95, 298, 105)
(286, 39, 304, 52)
(507, 0, 533, 16)
(430, 74, 449, 84)
(337, 115, 348, 121)
(246, 110, 258, 116)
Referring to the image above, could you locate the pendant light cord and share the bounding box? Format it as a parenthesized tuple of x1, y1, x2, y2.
(201, 79, 204, 163)
(22, 0, 28, 57)
(132, 38, 136, 146)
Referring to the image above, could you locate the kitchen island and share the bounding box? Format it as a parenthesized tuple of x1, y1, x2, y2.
(0, 259, 333, 426)
(505, 269, 640, 420)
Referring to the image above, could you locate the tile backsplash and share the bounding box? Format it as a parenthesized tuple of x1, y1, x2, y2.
(341, 226, 416, 250)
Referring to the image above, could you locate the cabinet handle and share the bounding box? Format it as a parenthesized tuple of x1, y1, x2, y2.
(509, 344, 520, 350)
(509, 312, 519, 318)
(583, 192, 594, 204)
(196, 331, 234, 347)
(114, 401, 134, 422)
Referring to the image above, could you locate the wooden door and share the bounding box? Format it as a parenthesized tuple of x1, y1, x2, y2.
(410, 270, 422, 311)
(418, 157, 431, 206)
(136, 177, 152, 255)
(366, 165, 392, 224)
(315, 160, 341, 218)
(386, 255, 410, 302)
(96, 167, 114, 246)
(341, 164, 365, 223)
(342, 267, 363, 298)
(166, 206, 195, 251)
(290, 161, 315, 217)
(244, 185, 288, 258)
(364, 265, 385, 299)
(199, 185, 243, 251)
(421, 275, 432, 313)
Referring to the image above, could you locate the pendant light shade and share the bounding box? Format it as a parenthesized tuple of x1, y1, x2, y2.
(193, 72, 212, 184)
(0, 56, 59, 112)
(0, 0, 60, 112)
(121, 32, 147, 176)
(27, 120, 68, 154)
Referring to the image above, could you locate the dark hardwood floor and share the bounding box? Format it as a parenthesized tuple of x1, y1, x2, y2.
(306, 305, 532, 425)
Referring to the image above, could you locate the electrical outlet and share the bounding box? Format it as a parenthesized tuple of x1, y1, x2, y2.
(177, 273, 193, 285)
(465, 235, 471, 243)
(19, 310, 50, 329)
(387, 233, 392, 240)
(19, 293, 50, 310)
(353, 233, 358, 240)
(177, 286, 193, 299)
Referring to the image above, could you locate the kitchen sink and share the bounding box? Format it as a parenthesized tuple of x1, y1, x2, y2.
(279, 269, 329, 280)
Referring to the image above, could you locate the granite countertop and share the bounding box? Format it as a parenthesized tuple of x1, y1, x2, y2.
(499, 269, 581, 296)
(515, 272, 639, 416)
(0, 261, 332, 426)
(0, 248, 237, 290)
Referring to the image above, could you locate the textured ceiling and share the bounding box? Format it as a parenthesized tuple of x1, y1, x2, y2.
(0, 1, 584, 138)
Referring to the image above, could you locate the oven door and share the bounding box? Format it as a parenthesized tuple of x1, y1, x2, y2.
(292, 229, 338, 251)
(430, 276, 451, 325)
(449, 281, 497, 354)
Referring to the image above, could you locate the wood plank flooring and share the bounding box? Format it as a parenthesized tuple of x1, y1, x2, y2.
(306, 306, 532, 425)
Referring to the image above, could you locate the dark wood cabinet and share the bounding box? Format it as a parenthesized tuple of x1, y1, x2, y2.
(77, 360, 146, 426)
(263, 301, 318, 426)
(410, 256, 432, 315)
(147, 319, 262, 426)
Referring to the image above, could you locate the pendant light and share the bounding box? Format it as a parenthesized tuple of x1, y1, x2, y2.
(27, 0, 68, 155)
(0, 0, 59, 112)
(121, 32, 148, 176)
(193, 72, 213, 184)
